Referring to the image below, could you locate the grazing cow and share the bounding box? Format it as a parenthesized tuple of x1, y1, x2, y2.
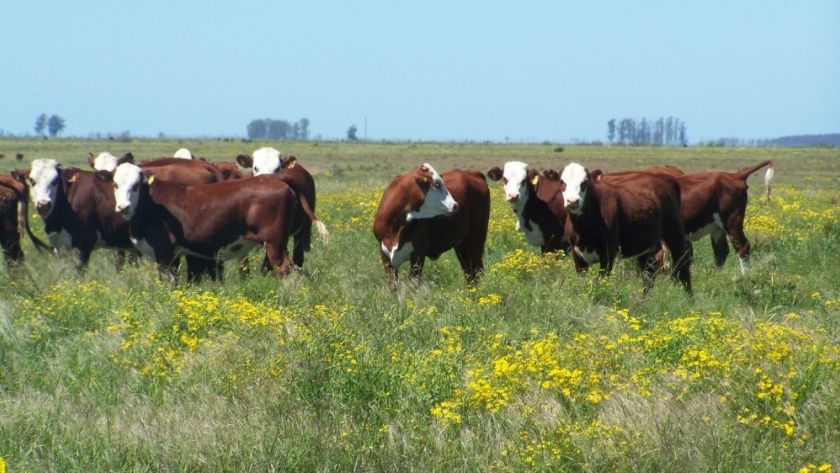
(0, 175, 50, 266)
(487, 161, 570, 255)
(12, 159, 139, 270)
(0, 153, 5, 159)
(372, 164, 490, 283)
(606, 160, 774, 274)
(87, 152, 134, 172)
(559, 162, 691, 294)
(236, 147, 328, 268)
(15, 153, 24, 161)
(108, 163, 299, 281)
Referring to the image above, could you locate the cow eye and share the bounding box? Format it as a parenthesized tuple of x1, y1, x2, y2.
(431, 181, 441, 189)
(28, 178, 35, 186)
(113, 183, 119, 190)
(254, 167, 259, 173)
(131, 183, 139, 192)
(502, 178, 508, 184)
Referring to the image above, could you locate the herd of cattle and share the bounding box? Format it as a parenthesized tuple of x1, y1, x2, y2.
(0, 146, 774, 294)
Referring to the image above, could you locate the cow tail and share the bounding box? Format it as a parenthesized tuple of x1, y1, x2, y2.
(298, 193, 329, 245)
(734, 160, 773, 181)
(764, 162, 774, 202)
(17, 194, 51, 252)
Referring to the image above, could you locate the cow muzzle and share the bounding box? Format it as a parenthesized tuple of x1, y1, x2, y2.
(565, 198, 581, 212)
(115, 204, 133, 218)
(506, 193, 520, 203)
(35, 200, 52, 216)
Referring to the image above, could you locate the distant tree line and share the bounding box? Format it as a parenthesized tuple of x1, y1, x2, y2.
(34, 113, 66, 137)
(607, 117, 686, 145)
(246, 118, 310, 140)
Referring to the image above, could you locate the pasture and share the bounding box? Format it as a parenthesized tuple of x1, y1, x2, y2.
(0, 137, 839, 472)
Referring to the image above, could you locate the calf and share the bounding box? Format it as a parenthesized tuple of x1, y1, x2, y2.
(236, 147, 328, 268)
(12, 159, 138, 270)
(487, 161, 570, 255)
(559, 162, 691, 294)
(607, 160, 773, 274)
(373, 164, 490, 283)
(109, 163, 299, 281)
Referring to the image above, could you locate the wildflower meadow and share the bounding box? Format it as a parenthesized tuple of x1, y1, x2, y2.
(0, 138, 838, 472)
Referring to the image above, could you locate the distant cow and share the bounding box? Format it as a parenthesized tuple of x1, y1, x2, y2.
(559, 162, 692, 294)
(236, 147, 328, 268)
(372, 164, 490, 283)
(607, 160, 774, 274)
(15, 153, 24, 162)
(12, 159, 139, 270)
(487, 161, 570, 255)
(108, 163, 299, 281)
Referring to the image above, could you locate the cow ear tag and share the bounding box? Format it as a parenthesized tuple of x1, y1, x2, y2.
(531, 175, 540, 186)
(147, 175, 155, 185)
(68, 173, 78, 183)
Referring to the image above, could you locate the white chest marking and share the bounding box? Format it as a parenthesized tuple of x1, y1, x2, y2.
(48, 229, 73, 252)
(218, 237, 259, 260)
(381, 240, 414, 268)
(519, 217, 545, 246)
(687, 213, 727, 241)
(131, 237, 157, 262)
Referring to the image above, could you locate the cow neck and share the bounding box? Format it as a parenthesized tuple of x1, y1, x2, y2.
(568, 179, 599, 227)
(127, 181, 161, 234)
(42, 176, 72, 231)
(518, 179, 537, 231)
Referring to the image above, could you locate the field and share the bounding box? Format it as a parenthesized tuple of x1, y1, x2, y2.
(0, 137, 839, 472)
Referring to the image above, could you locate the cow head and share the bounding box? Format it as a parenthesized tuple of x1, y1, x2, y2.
(487, 161, 538, 210)
(406, 163, 458, 221)
(250, 147, 283, 176)
(13, 158, 61, 218)
(113, 163, 149, 220)
(88, 152, 120, 172)
(173, 148, 193, 159)
(559, 162, 591, 215)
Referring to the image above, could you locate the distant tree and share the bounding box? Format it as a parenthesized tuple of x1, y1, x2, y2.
(347, 125, 358, 141)
(678, 122, 687, 145)
(34, 113, 48, 136)
(267, 120, 290, 140)
(653, 118, 664, 145)
(291, 122, 300, 140)
(47, 114, 65, 137)
(299, 118, 310, 140)
(247, 119, 268, 139)
(607, 119, 616, 144)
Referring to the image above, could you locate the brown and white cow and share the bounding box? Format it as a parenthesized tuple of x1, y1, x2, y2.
(559, 162, 692, 294)
(487, 161, 570, 255)
(12, 159, 139, 270)
(606, 160, 774, 274)
(372, 164, 490, 283)
(0, 175, 50, 266)
(108, 163, 299, 281)
(87, 152, 135, 172)
(236, 147, 328, 268)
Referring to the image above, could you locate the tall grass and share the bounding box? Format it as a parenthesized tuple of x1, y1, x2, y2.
(0, 138, 838, 471)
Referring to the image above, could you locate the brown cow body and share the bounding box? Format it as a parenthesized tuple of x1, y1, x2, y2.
(559, 162, 692, 294)
(373, 165, 490, 283)
(110, 164, 299, 281)
(608, 160, 773, 273)
(488, 161, 570, 255)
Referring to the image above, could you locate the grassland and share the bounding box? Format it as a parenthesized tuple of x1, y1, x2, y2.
(0, 137, 838, 472)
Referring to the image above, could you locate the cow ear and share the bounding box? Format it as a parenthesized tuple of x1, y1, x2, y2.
(236, 154, 253, 168)
(63, 167, 80, 184)
(87, 152, 96, 169)
(591, 170, 604, 181)
(487, 167, 503, 181)
(542, 169, 560, 181)
(11, 169, 29, 182)
(95, 170, 113, 182)
(143, 170, 156, 185)
(281, 156, 297, 170)
(120, 152, 135, 165)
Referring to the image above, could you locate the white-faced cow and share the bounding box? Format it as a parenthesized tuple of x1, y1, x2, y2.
(372, 164, 490, 283)
(559, 162, 692, 294)
(87, 152, 135, 172)
(12, 159, 139, 270)
(236, 147, 328, 268)
(109, 163, 299, 281)
(606, 160, 774, 274)
(173, 148, 193, 159)
(487, 161, 570, 255)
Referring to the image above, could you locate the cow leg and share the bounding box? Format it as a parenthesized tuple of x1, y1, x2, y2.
(0, 216, 23, 267)
(454, 244, 484, 284)
(726, 214, 750, 275)
(379, 252, 399, 285)
(407, 254, 425, 282)
(186, 256, 206, 284)
(636, 251, 658, 294)
(709, 229, 730, 267)
(663, 236, 692, 295)
(292, 233, 305, 268)
(264, 243, 293, 277)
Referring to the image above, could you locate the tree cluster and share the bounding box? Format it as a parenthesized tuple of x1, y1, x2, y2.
(34, 113, 66, 137)
(246, 118, 310, 140)
(607, 117, 686, 145)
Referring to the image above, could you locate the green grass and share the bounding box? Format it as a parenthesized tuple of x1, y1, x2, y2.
(0, 137, 838, 472)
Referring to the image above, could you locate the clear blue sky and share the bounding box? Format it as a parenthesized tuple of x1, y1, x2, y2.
(3, 1, 838, 143)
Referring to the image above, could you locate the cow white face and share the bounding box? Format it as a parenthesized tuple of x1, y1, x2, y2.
(93, 152, 120, 172)
(560, 162, 590, 215)
(28, 159, 61, 218)
(113, 163, 144, 220)
(173, 148, 193, 159)
(500, 161, 530, 207)
(407, 163, 459, 221)
(251, 147, 283, 176)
